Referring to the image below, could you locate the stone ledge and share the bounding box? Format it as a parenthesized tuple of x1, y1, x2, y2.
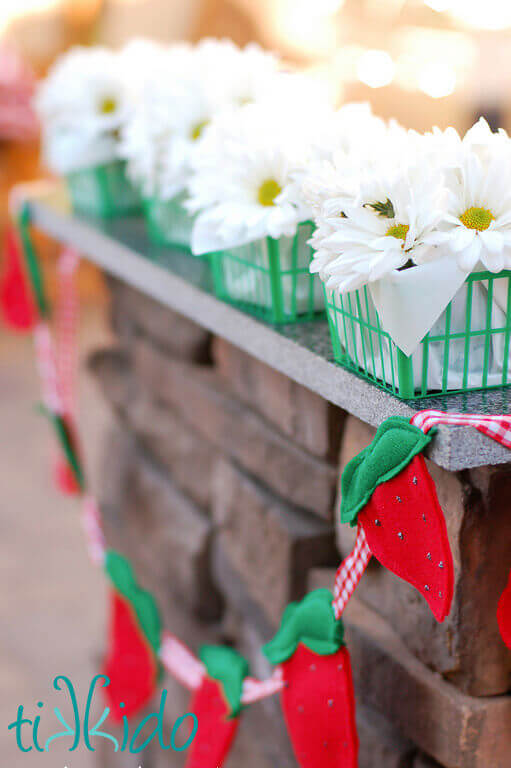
(101, 441, 223, 622)
(108, 276, 211, 362)
(89, 342, 339, 518)
(212, 458, 337, 626)
(89, 347, 215, 508)
(133, 338, 339, 517)
(213, 336, 345, 460)
(27, 193, 511, 471)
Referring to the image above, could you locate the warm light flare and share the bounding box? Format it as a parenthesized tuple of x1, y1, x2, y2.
(425, 0, 511, 30)
(0, 0, 60, 35)
(273, 0, 345, 56)
(357, 50, 395, 88)
(418, 62, 457, 98)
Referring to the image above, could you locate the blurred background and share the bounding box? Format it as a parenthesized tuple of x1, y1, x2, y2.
(3, 0, 511, 293)
(4, 0, 511, 257)
(2, 2, 511, 766)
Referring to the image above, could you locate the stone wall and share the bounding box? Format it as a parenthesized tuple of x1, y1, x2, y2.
(90, 277, 511, 768)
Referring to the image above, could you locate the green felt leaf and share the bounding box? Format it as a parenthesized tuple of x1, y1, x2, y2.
(105, 551, 162, 656)
(199, 645, 249, 718)
(17, 205, 48, 319)
(262, 589, 344, 665)
(340, 416, 434, 527)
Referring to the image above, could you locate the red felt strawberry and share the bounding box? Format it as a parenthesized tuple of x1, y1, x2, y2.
(0, 225, 35, 331)
(185, 645, 249, 768)
(263, 590, 358, 768)
(497, 568, 511, 648)
(103, 590, 159, 721)
(54, 456, 82, 495)
(103, 551, 162, 722)
(340, 416, 454, 623)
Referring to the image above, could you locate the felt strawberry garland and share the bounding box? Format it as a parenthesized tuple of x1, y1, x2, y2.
(9, 209, 283, 756)
(339, 416, 454, 623)
(11, 196, 511, 768)
(263, 589, 358, 768)
(185, 646, 249, 768)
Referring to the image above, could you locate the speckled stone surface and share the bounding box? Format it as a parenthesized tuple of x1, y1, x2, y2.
(27, 196, 511, 471)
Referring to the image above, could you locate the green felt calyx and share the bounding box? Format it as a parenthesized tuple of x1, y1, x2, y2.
(39, 406, 85, 490)
(18, 204, 48, 319)
(199, 645, 250, 718)
(340, 416, 433, 527)
(262, 589, 344, 665)
(105, 550, 161, 656)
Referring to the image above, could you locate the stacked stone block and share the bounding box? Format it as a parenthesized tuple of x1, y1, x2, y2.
(91, 278, 511, 768)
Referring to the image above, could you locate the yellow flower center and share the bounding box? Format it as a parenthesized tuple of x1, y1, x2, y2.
(386, 223, 409, 243)
(99, 96, 117, 115)
(257, 178, 282, 207)
(190, 120, 208, 141)
(459, 206, 494, 231)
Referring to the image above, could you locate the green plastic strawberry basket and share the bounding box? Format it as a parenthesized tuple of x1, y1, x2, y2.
(143, 193, 195, 253)
(66, 160, 140, 219)
(324, 270, 511, 400)
(210, 221, 324, 324)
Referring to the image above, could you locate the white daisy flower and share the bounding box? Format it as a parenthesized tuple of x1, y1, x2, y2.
(118, 38, 169, 99)
(300, 103, 392, 217)
(420, 120, 511, 273)
(120, 43, 216, 199)
(309, 130, 447, 293)
(36, 46, 132, 133)
(194, 38, 280, 108)
(35, 46, 132, 173)
(187, 102, 316, 254)
(421, 118, 509, 171)
(120, 40, 283, 201)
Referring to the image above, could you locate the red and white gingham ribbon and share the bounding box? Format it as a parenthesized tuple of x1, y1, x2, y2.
(81, 495, 106, 567)
(159, 633, 206, 691)
(34, 322, 63, 415)
(242, 668, 284, 704)
(159, 632, 284, 702)
(332, 524, 372, 620)
(411, 409, 511, 449)
(34, 248, 79, 420)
